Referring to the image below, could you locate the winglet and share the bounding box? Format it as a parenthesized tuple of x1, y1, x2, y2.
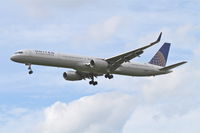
(158, 32, 162, 42)
(136, 32, 163, 51)
(151, 32, 162, 45)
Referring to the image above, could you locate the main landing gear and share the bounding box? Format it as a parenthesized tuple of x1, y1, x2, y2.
(89, 73, 113, 86)
(27, 64, 33, 74)
(105, 73, 113, 79)
(89, 75, 98, 86)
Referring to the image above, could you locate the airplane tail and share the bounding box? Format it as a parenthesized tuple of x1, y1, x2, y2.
(149, 43, 171, 67)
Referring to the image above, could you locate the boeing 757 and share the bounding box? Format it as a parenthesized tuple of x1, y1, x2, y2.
(10, 32, 187, 85)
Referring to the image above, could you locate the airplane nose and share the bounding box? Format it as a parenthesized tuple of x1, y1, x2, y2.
(10, 55, 16, 61)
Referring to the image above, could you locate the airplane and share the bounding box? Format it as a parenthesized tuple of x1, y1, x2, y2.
(10, 32, 187, 86)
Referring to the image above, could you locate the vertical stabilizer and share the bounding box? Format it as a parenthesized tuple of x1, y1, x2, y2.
(149, 43, 170, 67)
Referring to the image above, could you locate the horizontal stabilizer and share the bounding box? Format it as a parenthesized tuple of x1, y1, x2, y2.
(159, 61, 187, 71)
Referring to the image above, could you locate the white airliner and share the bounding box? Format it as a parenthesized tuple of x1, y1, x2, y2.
(11, 32, 186, 85)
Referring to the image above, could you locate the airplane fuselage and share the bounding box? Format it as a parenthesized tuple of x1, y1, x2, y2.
(11, 49, 170, 77)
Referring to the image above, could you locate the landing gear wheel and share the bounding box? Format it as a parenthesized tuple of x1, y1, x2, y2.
(29, 70, 33, 74)
(89, 80, 98, 86)
(105, 74, 108, 78)
(108, 75, 113, 79)
(93, 81, 98, 86)
(89, 75, 98, 86)
(27, 64, 33, 75)
(89, 81, 93, 85)
(105, 74, 113, 79)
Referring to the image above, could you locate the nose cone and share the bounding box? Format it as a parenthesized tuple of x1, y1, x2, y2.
(10, 55, 17, 62)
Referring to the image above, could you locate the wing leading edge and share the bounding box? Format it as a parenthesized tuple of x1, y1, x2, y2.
(105, 32, 162, 72)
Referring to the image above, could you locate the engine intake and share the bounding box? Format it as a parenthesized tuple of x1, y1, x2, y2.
(90, 60, 95, 68)
(89, 59, 109, 73)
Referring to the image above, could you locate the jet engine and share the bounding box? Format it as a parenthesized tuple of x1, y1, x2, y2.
(63, 71, 83, 81)
(89, 59, 109, 72)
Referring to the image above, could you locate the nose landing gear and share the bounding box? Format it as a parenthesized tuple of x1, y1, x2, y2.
(27, 64, 33, 74)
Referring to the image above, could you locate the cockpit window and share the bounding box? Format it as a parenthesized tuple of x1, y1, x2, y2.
(15, 51, 23, 54)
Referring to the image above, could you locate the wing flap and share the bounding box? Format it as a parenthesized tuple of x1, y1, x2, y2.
(159, 61, 187, 71)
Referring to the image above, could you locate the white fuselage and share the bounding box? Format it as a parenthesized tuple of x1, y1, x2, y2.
(10, 50, 170, 77)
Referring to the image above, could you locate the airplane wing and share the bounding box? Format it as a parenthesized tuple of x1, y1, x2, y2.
(105, 32, 162, 72)
(159, 61, 187, 71)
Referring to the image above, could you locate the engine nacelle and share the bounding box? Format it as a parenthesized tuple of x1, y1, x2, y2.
(89, 59, 109, 72)
(63, 71, 83, 81)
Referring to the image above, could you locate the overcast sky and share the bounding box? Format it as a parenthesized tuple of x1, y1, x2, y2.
(0, 0, 200, 133)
